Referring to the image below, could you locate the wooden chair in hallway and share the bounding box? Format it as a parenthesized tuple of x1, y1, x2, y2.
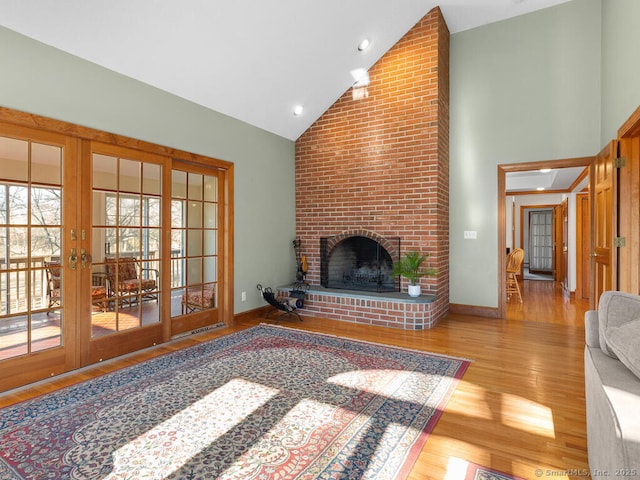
(506, 248, 524, 303)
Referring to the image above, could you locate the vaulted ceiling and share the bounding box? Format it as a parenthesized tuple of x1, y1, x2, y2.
(0, 0, 571, 141)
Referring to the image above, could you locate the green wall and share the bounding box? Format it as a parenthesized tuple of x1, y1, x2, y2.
(0, 26, 296, 314)
(4, 0, 639, 316)
(449, 0, 602, 308)
(601, 0, 640, 143)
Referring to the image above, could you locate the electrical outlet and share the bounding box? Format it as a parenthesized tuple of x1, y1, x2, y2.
(241, 291, 247, 302)
(464, 230, 478, 239)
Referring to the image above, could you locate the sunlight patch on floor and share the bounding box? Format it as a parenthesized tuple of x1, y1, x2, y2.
(109, 378, 279, 479)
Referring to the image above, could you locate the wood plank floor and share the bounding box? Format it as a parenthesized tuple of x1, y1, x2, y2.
(0, 279, 591, 480)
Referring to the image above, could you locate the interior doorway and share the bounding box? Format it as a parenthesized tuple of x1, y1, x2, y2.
(497, 157, 593, 321)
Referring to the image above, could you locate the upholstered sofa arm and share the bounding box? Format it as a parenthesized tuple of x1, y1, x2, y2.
(585, 310, 600, 348)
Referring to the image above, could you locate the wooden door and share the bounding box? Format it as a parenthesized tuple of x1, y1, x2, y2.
(576, 193, 590, 301)
(553, 204, 563, 282)
(562, 198, 569, 291)
(0, 124, 80, 390)
(590, 140, 617, 309)
(80, 142, 166, 365)
(617, 136, 640, 294)
(169, 163, 223, 337)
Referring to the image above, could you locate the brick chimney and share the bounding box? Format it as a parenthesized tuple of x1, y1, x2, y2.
(295, 7, 450, 327)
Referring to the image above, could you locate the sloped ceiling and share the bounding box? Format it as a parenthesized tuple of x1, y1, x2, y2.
(0, 0, 571, 140)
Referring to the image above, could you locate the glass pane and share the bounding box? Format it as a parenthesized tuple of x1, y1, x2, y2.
(204, 203, 217, 228)
(203, 175, 217, 202)
(92, 314, 116, 338)
(186, 258, 202, 285)
(171, 287, 186, 316)
(142, 297, 160, 326)
(98, 193, 117, 226)
(30, 268, 49, 310)
(0, 230, 6, 269)
(31, 187, 62, 226)
(32, 310, 61, 352)
(8, 228, 28, 266)
(7, 270, 29, 314)
(145, 228, 161, 261)
(188, 173, 202, 200)
(31, 143, 62, 185)
(0, 315, 28, 358)
(0, 136, 28, 182)
(203, 256, 216, 283)
(9, 186, 28, 225)
(146, 197, 161, 228)
(171, 229, 184, 254)
(120, 159, 141, 193)
(172, 170, 187, 199)
(170, 257, 185, 288)
(0, 186, 5, 224)
(204, 230, 217, 256)
(0, 272, 6, 315)
(95, 227, 117, 257)
(119, 228, 140, 256)
(119, 195, 140, 227)
(116, 305, 141, 332)
(187, 202, 202, 228)
(31, 227, 62, 259)
(187, 230, 202, 257)
(143, 163, 161, 195)
(93, 154, 117, 191)
(171, 200, 184, 229)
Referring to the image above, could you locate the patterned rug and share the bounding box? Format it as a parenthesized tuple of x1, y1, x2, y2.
(445, 458, 526, 480)
(0, 324, 470, 479)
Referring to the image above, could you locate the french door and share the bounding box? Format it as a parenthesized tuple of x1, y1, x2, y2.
(0, 110, 232, 392)
(0, 123, 79, 389)
(81, 143, 166, 365)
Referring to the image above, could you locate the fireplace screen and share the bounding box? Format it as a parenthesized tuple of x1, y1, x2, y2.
(320, 235, 400, 292)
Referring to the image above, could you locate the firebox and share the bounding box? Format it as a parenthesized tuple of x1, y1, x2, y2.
(320, 235, 400, 292)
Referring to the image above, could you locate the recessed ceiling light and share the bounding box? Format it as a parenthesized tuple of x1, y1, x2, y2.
(293, 105, 303, 116)
(357, 38, 371, 52)
(539, 168, 551, 173)
(536, 187, 545, 191)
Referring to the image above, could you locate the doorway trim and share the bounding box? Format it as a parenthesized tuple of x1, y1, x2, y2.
(498, 156, 593, 318)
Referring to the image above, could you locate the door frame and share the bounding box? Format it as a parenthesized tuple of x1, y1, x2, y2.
(498, 156, 593, 318)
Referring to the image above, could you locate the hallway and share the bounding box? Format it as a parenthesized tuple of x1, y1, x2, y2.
(506, 278, 590, 326)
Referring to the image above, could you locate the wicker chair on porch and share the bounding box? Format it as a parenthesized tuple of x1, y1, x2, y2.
(104, 257, 158, 308)
(181, 285, 216, 314)
(45, 261, 108, 313)
(506, 248, 525, 303)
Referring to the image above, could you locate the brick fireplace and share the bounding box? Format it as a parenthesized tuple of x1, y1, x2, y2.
(294, 7, 449, 329)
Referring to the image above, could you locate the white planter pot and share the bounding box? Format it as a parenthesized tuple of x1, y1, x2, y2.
(408, 284, 421, 297)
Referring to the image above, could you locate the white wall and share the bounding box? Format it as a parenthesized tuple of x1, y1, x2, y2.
(450, 0, 602, 308)
(0, 26, 297, 314)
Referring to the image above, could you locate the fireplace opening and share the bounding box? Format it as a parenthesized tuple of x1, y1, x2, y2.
(320, 235, 400, 292)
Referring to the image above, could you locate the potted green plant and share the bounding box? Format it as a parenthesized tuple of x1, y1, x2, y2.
(392, 251, 436, 297)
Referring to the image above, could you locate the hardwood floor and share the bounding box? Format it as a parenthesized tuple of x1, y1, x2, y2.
(0, 278, 590, 479)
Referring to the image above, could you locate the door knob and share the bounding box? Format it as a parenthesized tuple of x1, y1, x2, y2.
(80, 248, 92, 269)
(69, 248, 78, 269)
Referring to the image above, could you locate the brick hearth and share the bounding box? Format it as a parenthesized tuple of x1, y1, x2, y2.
(294, 7, 450, 329)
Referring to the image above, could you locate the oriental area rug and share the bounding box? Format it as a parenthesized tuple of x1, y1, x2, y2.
(0, 324, 470, 479)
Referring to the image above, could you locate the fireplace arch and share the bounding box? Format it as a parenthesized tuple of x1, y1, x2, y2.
(320, 232, 400, 292)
